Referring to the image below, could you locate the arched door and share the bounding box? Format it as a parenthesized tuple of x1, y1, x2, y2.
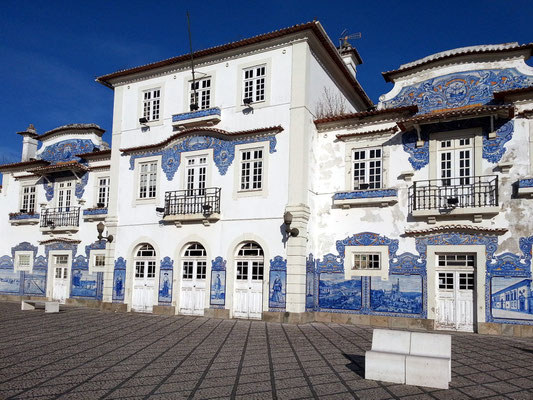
(234, 242, 264, 319)
(132, 244, 156, 313)
(180, 243, 207, 315)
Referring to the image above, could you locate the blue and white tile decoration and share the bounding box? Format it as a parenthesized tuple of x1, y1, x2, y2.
(83, 208, 108, 216)
(172, 107, 221, 122)
(127, 134, 277, 180)
(306, 254, 315, 310)
(268, 256, 287, 311)
(38, 139, 97, 164)
(383, 68, 533, 114)
(112, 257, 126, 302)
(210, 256, 226, 308)
(9, 213, 40, 221)
(518, 179, 533, 188)
(42, 177, 55, 201)
(333, 189, 397, 200)
(158, 257, 173, 305)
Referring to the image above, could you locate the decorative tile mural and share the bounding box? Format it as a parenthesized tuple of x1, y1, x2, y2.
(319, 274, 362, 310)
(38, 139, 97, 164)
(70, 253, 102, 299)
(210, 257, 226, 308)
(306, 254, 315, 310)
(383, 68, 533, 114)
(269, 256, 287, 311)
(127, 134, 278, 180)
(112, 257, 126, 302)
(158, 257, 173, 304)
(23, 270, 46, 295)
(490, 278, 533, 321)
(370, 276, 423, 314)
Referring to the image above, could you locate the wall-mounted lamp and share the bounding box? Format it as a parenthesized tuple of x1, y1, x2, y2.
(243, 97, 253, 105)
(283, 212, 299, 237)
(97, 222, 113, 243)
(190, 103, 199, 111)
(202, 204, 212, 217)
(139, 117, 149, 124)
(155, 207, 165, 214)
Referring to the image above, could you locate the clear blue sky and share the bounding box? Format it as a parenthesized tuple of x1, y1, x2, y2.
(1, 0, 531, 167)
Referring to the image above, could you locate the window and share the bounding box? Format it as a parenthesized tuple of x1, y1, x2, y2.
(236, 242, 264, 281)
(97, 177, 110, 207)
(135, 244, 156, 279)
(57, 181, 73, 210)
(139, 161, 157, 199)
(352, 253, 380, 270)
(182, 243, 207, 280)
(55, 255, 68, 265)
(240, 148, 263, 191)
(190, 78, 211, 110)
(143, 88, 161, 121)
(15, 252, 33, 271)
(438, 137, 473, 186)
(243, 65, 266, 103)
(438, 272, 454, 289)
(352, 148, 382, 189)
(20, 186, 36, 213)
(94, 255, 106, 267)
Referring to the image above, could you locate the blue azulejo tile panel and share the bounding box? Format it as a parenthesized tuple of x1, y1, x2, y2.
(158, 257, 173, 304)
(210, 257, 226, 308)
(370, 275, 423, 314)
(333, 189, 398, 200)
(518, 178, 533, 188)
(490, 277, 533, 321)
(318, 274, 362, 310)
(112, 257, 126, 302)
(172, 107, 221, 122)
(0, 269, 21, 293)
(39, 139, 97, 164)
(23, 270, 46, 295)
(71, 269, 99, 298)
(383, 68, 533, 113)
(269, 271, 286, 310)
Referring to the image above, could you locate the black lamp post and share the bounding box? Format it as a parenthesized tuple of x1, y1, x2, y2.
(96, 222, 114, 243)
(283, 212, 299, 237)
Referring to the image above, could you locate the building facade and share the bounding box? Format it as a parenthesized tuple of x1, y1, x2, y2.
(1, 23, 532, 336)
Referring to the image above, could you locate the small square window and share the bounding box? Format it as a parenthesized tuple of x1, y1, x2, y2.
(95, 255, 105, 267)
(352, 253, 380, 270)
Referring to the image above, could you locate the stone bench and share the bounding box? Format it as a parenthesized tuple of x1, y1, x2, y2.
(365, 328, 451, 389)
(21, 300, 60, 313)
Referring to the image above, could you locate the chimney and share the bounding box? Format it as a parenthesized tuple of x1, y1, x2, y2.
(17, 124, 39, 161)
(339, 44, 363, 80)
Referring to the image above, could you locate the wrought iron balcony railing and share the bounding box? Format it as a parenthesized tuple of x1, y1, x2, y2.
(408, 175, 498, 212)
(40, 207, 80, 228)
(164, 188, 221, 216)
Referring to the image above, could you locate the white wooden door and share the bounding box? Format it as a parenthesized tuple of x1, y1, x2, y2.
(184, 156, 207, 214)
(132, 260, 156, 313)
(234, 259, 263, 319)
(180, 260, 207, 315)
(436, 254, 475, 332)
(52, 255, 69, 303)
(438, 137, 474, 206)
(57, 182, 73, 211)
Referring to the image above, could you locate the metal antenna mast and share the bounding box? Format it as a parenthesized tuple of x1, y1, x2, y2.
(187, 11, 198, 111)
(338, 29, 361, 52)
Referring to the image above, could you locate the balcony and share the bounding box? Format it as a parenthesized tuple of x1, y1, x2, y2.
(83, 207, 108, 222)
(40, 207, 80, 233)
(409, 175, 499, 223)
(162, 188, 221, 226)
(9, 212, 40, 226)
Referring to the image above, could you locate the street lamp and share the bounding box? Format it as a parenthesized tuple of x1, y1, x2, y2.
(96, 222, 114, 243)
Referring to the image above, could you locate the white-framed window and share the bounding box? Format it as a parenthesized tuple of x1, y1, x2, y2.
(20, 185, 36, 213)
(139, 161, 157, 199)
(190, 78, 211, 110)
(352, 253, 381, 270)
(438, 137, 473, 186)
(142, 88, 161, 121)
(14, 251, 33, 272)
(240, 148, 263, 191)
(243, 65, 266, 103)
(89, 250, 106, 273)
(56, 181, 74, 210)
(97, 177, 110, 207)
(352, 147, 382, 190)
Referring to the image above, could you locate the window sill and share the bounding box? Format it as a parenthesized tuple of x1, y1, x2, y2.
(518, 178, 533, 198)
(9, 213, 40, 226)
(411, 206, 500, 224)
(40, 225, 79, 234)
(172, 107, 221, 128)
(83, 208, 108, 222)
(333, 189, 398, 208)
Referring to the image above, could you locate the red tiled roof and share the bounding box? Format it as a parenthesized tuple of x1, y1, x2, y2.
(28, 161, 89, 174)
(404, 225, 508, 236)
(314, 105, 418, 125)
(336, 126, 398, 140)
(37, 124, 105, 141)
(397, 105, 513, 130)
(96, 21, 372, 108)
(382, 43, 533, 82)
(0, 159, 50, 171)
(76, 149, 111, 159)
(39, 238, 81, 245)
(120, 126, 284, 153)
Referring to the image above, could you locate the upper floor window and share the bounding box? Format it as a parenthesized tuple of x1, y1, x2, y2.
(57, 181, 73, 210)
(240, 148, 263, 191)
(143, 89, 161, 121)
(438, 137, 473, 186)
(243, 65, 266, 103)
(97, 177, 110, 207)
(20, 185, 36, 213)
(190, 78, 211, 110)
(353, 147, 381, 189)
(139, 161, 157, 199)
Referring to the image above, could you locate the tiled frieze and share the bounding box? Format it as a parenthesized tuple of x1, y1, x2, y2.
(39, 139, 97, 164)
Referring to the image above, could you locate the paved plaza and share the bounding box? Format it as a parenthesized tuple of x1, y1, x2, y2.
(0, 303, 532, 399)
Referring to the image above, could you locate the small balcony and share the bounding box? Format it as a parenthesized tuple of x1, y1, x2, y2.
(9, 211, 40, 226)
(409, 175, 499, 223)
(162, 188, 221, 226)
(40, 207, 80, 233)
(83, 207, 108, 222)
(172, 107, 221, 128)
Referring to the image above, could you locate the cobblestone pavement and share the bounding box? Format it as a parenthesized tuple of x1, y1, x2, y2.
(0, 303, 532, 400)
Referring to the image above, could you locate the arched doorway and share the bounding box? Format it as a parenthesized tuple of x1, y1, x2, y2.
(132, 243, 156, 313)
(234, 241, 264, 319)
(180, 242, 207, 315)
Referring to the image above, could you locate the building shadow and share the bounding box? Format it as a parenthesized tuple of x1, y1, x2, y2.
(343, 353, 365, 378)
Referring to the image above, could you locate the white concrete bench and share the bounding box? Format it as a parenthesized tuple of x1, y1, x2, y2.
(21, 300, 60, 313)
(365, 329, 451, 389)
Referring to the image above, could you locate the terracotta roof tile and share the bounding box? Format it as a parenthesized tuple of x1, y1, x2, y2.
(39, 238, 81, 245)
(0, 159, 50, 171)
(404, 225, 508, 236)
(336, 126, 398, 140)
(76, 149, 111, 159)
(28, 161, 89, 174)
(37, 124, 105, 141)
(120, 126, 284, 154)
(314, 105, 418, 125)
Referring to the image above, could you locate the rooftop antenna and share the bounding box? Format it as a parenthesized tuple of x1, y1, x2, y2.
(187, 11, 199, 111)
(338, 29, 361, 52)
